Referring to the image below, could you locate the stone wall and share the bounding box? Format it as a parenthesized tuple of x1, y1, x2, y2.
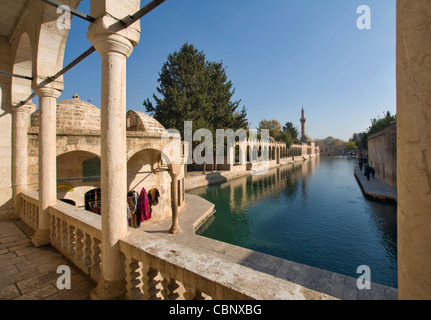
(0, 110, 12, 218)
(368, 122, 397, 188)
(397, 0, 431, 299)
(0, 39, 13, 219)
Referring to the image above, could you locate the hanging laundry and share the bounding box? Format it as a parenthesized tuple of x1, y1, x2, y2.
(148, 188, 160, 206)
(127, 190, 140, 228)
(147, 192, 152, 208)
(148, 196, 152, 220)
(139, 187, 152, 221)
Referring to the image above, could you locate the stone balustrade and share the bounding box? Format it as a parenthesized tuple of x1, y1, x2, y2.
(119, 229, 334, 300)
(19, 190, 40, 231)
(49, 200, 102, 283)
(17, 190, 334, 300)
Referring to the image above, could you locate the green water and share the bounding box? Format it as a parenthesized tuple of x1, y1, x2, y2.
(187, 156, 398, 288)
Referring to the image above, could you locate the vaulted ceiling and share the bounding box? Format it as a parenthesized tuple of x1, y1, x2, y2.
(0, 0, 31, 42)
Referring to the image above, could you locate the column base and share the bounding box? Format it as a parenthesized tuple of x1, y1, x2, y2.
(90, 278, 126, 300)
(31, 229, 50, 247)
(169, 225, 182, 234)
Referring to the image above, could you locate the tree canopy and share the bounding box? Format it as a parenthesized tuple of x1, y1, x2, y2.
(367, 111, 396, 136)
(349, 111, 396, 151)
(143, 43, 248, 137)
(277, 131, 294, 147)
(314, 136, 346, 152)
(282, 122, 300, 144)
(345, 141, 358, 151)
(255, 120, 299, 148)
(257, 119, 281, 140)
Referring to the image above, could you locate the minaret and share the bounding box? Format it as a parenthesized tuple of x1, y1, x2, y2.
(300, 106, 306, 141)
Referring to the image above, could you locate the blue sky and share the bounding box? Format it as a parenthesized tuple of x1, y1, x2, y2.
(61, 0, 396, 141)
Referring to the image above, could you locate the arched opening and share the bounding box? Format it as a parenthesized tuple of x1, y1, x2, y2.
(57, 150, 101, 208)
(36, 2, 81, 82)
(127, 148, 172, 225)
(85, 188, 101, 213)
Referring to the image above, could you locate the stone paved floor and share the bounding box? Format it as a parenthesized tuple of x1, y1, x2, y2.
(0, 219, 96, 300)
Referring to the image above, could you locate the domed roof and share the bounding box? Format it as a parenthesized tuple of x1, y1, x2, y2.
(126, 110, 167, 133)
(31, 94, 101, 132)
(30, 95, 167, 135)
(300, 134, 313, 142)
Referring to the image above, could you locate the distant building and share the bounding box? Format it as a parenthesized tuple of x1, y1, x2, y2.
(28, 94, 186, 224)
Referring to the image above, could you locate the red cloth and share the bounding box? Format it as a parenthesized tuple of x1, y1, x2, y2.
(140, 187, 149, 221)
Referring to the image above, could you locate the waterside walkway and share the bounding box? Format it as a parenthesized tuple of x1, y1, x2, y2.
(354, 166, 398, 201)
(141, 194, 398, 300)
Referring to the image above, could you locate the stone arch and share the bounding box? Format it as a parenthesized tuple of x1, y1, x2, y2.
(56, 137, 101, 158)
(57, 148, 100, 160)
(11, 32, 33, 105)
(56, 149, 101, 208)
(34, 0, 82, 89)
(127, 141, 178, 171)
(127, 146, 174, 225)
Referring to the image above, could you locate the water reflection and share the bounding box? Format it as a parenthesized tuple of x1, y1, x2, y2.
(188, 156, 397, 288)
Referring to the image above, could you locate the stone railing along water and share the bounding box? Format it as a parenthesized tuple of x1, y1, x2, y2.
(18, 190, 333, 300)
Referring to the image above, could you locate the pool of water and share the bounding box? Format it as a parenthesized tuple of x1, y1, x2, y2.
(187, 156, 398, 288)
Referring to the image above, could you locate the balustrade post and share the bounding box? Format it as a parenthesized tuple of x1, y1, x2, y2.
(83, 233, 93, 271)
(124, 255, 144, 300)
(90, 237, 102, 282)
(75, 229, 84, 265)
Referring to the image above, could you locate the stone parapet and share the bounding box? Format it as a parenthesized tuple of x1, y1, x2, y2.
(17, 190, 335, 300)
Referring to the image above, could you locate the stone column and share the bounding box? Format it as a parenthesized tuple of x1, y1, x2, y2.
(239, 140, 247, 165)
(169, 164, 182, 234)
(88, 20, 138, 299)
(33, 87, 61, 247)
(11, 103, 32, 215)
(276, 146, 280, 164)
(227, 144, 234, 170)
(397, 0, 431, 300)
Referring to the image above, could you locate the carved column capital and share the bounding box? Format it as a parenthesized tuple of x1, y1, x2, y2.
(34, 87, 62, 100)
(11, 102, 33, 114)
(87, 14, 139, 59)
(169, 164, 182, 178)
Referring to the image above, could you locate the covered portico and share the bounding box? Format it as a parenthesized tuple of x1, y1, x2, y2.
(1, 0, 430, 300)
(3, 0, 187, 299)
